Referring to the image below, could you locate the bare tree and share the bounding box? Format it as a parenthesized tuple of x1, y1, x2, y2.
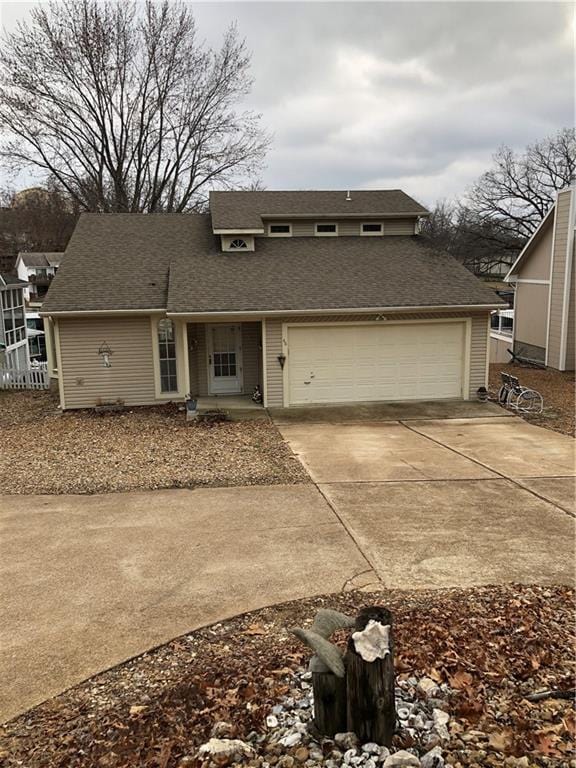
(467, 128, 575, 239)
(422, 202, 524, 277)
(0, 0, 270, 212)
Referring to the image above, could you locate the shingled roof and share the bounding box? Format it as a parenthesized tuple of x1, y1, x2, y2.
(18, 252, 63, 268)
(42, 212, 504, 314)
(210, 190, 429, 231)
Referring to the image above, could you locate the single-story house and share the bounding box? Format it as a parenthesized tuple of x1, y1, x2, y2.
(503, 186, 575, 370)
(41, 189, 504, 410)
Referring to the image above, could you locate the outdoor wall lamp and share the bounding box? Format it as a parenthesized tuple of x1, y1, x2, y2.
(98, 342, 113, 368)
(277, 353, 286, 369)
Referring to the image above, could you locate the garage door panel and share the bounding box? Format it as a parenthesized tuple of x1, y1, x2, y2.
(287, 323, 465, 405)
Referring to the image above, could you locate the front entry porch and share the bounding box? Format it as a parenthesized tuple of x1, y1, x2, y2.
(187, 321, 263, 401)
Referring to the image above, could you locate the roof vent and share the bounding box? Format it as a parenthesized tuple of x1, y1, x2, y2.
(346, 190, 352, 201)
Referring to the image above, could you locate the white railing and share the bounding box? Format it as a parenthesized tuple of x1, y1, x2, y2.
(0, 363, 49, 390)
(491, 308, 514, 337)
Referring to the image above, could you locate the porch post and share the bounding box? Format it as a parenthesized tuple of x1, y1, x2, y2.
(179, 319, 190, 398)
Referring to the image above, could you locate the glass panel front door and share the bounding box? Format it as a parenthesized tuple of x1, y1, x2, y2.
(208, 324, 242, 394)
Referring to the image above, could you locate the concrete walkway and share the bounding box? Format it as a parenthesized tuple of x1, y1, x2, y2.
(1, 409, 574, 723)
(0, 485, 370, 723)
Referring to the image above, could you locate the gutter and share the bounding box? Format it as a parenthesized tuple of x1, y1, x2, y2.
(166, 303, 504, 319)
(40, 308, 166, 317)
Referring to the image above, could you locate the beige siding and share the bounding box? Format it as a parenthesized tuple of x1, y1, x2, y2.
(547, 190, 572, 368)
(490, 335, 511, 364)
(264, 312, 490, 407)
(258, 218, 417, 237)
(565, 231, 575, 371)
(517, 217, 553, 280)
(242, 322, 262, 392)
(514, 282, 549, 349)
(187, 322, 207, 396)
(58, 316, 158, 409)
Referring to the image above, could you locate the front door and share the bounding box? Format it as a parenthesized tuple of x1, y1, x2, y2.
(207, 324, 243, 394)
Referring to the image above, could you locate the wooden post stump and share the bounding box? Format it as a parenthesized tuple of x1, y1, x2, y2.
(345, 606, 395, 746)
(311, 669, 347, 737)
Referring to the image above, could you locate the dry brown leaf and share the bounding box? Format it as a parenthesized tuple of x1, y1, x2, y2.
(242, 623, 266, 636)
(449, 669, 474, 689)
(488, 729, 514, 752)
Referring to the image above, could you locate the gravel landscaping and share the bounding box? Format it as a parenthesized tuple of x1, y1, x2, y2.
(0, 584, 573, 768)
(489, 364, 575, 437)
(0, 391, 309, 494)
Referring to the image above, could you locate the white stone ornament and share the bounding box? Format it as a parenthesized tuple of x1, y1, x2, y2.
(352, 619, 391, 662)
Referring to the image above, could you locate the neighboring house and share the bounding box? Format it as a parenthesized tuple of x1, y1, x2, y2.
(503, 187, 575, 371)
(41, 189, 504, 411)
(0, 273, 29, 371)
(15, 251, 62, 361)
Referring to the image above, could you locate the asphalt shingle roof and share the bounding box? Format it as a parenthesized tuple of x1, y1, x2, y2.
(210, 190, 429, 230)
(18, 252, 63, 268)
(42, 212, 503, 314)
(0, 273, 27, 288)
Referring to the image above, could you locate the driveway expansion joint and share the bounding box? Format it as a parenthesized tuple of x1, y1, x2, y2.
(400, 421, 576, 520)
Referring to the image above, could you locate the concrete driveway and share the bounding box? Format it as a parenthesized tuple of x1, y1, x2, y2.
(1, 408, 574, 724)
(278, 413, 575, 591)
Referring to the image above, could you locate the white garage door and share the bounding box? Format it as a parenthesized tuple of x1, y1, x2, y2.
(286, 322, 466, 405)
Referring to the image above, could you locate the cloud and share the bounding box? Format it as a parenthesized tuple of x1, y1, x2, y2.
(1, 0, 574, 205)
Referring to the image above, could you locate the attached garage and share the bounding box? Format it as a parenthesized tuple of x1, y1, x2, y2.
(284, 321, 468, 406)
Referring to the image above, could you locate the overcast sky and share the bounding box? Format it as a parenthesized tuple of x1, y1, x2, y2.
(0, 1, 574, 208)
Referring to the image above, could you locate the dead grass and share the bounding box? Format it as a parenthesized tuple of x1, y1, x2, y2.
(0, 391, 309, 495)
(489, 363, 575, 437)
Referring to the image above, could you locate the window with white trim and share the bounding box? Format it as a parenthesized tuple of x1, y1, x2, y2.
(361, 222, 383, 235)
(268, 223, 292, 237)
(315, 223, 338, 236)
(221, 235, 255, 251)
(157, 318, 178, 393)
(1, 288, 26, 347)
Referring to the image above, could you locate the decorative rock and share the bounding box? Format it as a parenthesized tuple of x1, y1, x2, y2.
(362, 743, 381, 755)
(432, 709, 449, 728)
(383, 751, 420, 767)
(266, 715, 279, 729)
(335, 733, 359, 750)
(210, 721, 235, 739)
(343, 748, 358, 763)
(397, 707, 411, 721)
(279, 733, 302, 748)
(417, 678, 440, 698)
(294, 747, 309, 763)
(198, 738, 254, 758)
(278, 757, 295, 768)
(420, 746, 444, 768)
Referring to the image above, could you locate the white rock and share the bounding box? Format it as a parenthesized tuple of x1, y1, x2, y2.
(266, 715, 279, 728)
(362, 743, 381, 755)
(383, 751, 420, 767)
(198, 738, 254, 758)
(343, 748, 358, 763)
(279, 732, 302, 747)
(416, 678, 440, 697)
(352, 620, 391, 662)
(432, 709, 449, 728)
(420, 746, 444, 768)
